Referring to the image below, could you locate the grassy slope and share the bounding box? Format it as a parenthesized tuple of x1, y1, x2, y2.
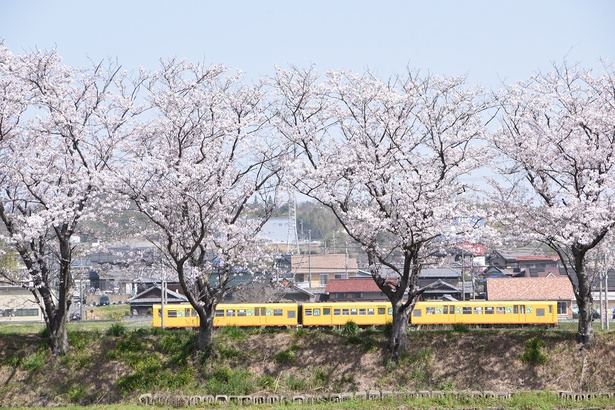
(0, 316, 614, 408)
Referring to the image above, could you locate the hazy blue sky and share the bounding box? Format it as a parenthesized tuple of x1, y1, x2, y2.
(1, 0, 614, 88)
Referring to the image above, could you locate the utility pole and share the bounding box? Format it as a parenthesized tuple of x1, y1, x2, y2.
(308, 230, 312, 289)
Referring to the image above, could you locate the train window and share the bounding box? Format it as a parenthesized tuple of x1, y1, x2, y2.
(323, 308, 330, 315)
(158, 310, 161, 317)
(359, 308, 366, 315)
(215, 310, 224, 317)
(254, 308, 260, 316)
(513, 305, 519, 314)
(305, 309, 312, 316)
(388, 308, 393, 315)
(238, 309, 247, 316)
(536, 308, 545, 317)
(350, 308, 358, 315)
(367, 308, 374, 315)
(520, 305, 525, 314)
(449, 305, 454, 313)
(378, 308, 385, 315)
(226, 309, 235, 317)
(168, 310, 177, 318)
(273, 309, 283, 316)
(288, 310, 296, 318)
(462, 307, 472, 314)
(192, 309, 197, 317)
(334, 308, 341, 316)
(496, 307, 505, 314)
(426, 307, 435, 315)
(314, 308, 321, 316)
(413, 309, 422, 317)
(474, 307, 482, 314)
(342, 308, 349, 315)
(485, 307, 494, 314)
(443, 306, 448, 314)
(549, 305, 553, 314)
(260, 307, 266, 316)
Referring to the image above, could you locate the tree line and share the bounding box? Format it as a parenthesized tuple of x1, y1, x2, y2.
(1, 44, 614, 359)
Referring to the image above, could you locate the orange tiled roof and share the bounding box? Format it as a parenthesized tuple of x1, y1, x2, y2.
(487, 277, 574, 301)
(325, 277, 382, 293)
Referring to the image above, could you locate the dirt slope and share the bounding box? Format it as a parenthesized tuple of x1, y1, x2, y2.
(0, 328, 614, 407)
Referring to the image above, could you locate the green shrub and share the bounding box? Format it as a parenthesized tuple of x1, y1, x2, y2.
(274, 350, 296, 364)
(285, 374, 307, 391)
(520, 338, 548, 365)
(21, 351, 47, 371)
(257, 375, 276, 390)
(452, 323, 469, 333)
(312, 368, 330, 388)
(158, 330, 196, 366)
(106, 323, 127, 337)
(116, 355, 163, 394)
(217, 326, 245, 341)
(68, 330, 98, 350)
(217, 345, 246, 360)
(341, 320, 359, 336)
(205, 367, 255, 395)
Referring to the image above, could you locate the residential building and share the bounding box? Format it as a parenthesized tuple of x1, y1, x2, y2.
(486, 276, 575, 318)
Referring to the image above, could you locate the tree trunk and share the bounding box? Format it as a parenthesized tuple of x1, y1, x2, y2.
(196, 309, 215, 354)
(387, 301, 410, 361)
(575, 276, 595, 347)
(48, 312, 69, 356)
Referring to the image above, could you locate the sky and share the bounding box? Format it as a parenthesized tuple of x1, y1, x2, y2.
(1, 0, 614, 89)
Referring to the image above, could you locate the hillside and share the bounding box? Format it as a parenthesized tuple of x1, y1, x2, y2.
(0, 324, 614, 408)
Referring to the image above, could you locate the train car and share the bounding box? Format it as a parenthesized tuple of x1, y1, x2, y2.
(301, 301, 393, 327)
(213, 303, 299, 327)
(152, 303, 299, 328)
(410, 300, 558, 326)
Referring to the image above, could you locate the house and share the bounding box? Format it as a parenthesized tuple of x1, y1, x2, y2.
(288, 253, 359, 291)
(418, 267, 466, 300)
(127, 283, 188, 316)
(325, 277, 388, 301)
(489, 248, 563, 278)
(486, 277, 575, 318)
(0, 285, 44, 323)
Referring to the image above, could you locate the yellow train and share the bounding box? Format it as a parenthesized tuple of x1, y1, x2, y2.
(152, 300, 558, 328)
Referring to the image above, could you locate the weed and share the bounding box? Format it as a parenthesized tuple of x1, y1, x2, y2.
(158, 330, 196, 366)
(289, 342, 301, 351)
(292, 327, 308, 339)
(205, 367, 255, 395)
(116, 355, 163, 394)
(67, 330, 98, 350)
(345, 334, 379, 352)
(257, 375, 276, 390)
(274, 350, 296, 364)
(341, 320, 359, 336)
(217, 345, 246, 360)
(520, 337, 548, 365)
(61, 383, 87, 404)
(106, 323, 127, 337)
(452, 323, 469, 333)
(217, 326, 246, 341)
(20, 349, 47, 371)
(312, 368, 330, 388)
(285, 374, 307, 391)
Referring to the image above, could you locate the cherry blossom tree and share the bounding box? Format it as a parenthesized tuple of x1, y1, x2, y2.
(115, 60, 283, 352)
(272, 67, 488, 359)
(489, 63, 615, 347)
(0, 45, 142, 356)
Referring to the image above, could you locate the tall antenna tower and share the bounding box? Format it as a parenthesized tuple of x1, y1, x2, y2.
(286, 192, 300, 254)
